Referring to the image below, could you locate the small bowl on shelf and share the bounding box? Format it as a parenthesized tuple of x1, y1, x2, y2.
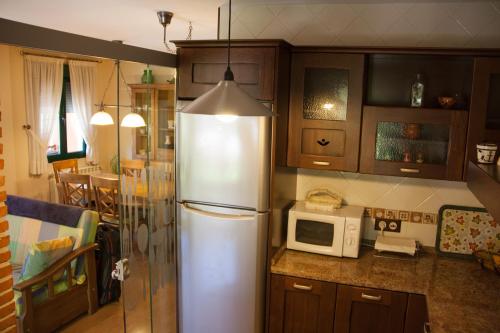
(437, 96, 457, 109)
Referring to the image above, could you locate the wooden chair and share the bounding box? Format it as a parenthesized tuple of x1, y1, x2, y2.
(52, 159, 79, 183)
(92, 176, 119, 223)
(121, 159, 145, 178)
(59, 173, 92, 209)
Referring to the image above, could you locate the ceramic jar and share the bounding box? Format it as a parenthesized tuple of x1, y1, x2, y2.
(476, 143, 497, 164)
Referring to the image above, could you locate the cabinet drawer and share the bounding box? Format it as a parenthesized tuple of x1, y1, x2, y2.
(177, 47, 276, 100)
(269, 274, 336, 333)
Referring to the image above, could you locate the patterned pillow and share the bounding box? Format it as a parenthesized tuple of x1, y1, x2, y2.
(7, 215, 83, 266)
(19, 236, 75, 283)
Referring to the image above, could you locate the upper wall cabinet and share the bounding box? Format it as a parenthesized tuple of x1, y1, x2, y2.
(359, 106, 468, 180)
(360, 54, 473, 180)
(176, 46, 276, 101)
(287, 53, 364, 171)
(467, 58, 500, 163)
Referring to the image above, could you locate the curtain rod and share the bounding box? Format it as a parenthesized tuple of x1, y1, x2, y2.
(20, 50, 102, 63)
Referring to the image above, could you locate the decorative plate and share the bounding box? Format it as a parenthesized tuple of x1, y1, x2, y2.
(436, 205, 500, 259)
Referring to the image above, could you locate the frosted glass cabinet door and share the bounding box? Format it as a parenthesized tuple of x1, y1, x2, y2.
(287, 53, 364, 172)
(360, 106, 468, 181)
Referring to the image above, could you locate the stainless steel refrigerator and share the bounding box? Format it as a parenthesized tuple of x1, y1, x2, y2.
(176, 109, 271, 333)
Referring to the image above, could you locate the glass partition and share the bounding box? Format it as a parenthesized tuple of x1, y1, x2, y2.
(117, 60, 176, 333)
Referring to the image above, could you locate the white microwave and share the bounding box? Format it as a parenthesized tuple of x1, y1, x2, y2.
(287, 202, 364, 258)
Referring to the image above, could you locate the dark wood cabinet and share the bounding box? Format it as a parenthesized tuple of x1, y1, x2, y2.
(269, 274, 336, 333)
(176, 45, 276, 100)
(334, 285, 408, 333)
(467, 58, 500, 164)
(359, 106, 468, 180)
(404, 294, 429, 333)
(287, 53, 364, 171)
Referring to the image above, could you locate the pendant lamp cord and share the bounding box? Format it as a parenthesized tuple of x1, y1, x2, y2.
(224, 0, 234, 81)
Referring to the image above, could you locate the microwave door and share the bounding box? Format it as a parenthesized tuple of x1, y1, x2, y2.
(288, 215, 345, 257)
(177, 202, 267, 333)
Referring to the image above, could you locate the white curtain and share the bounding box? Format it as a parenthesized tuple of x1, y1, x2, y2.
(24, 55, 64, 176)
(69, 60, 98, 164)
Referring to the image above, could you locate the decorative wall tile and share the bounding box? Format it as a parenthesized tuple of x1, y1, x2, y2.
(399, 211, 411, 222)
(411, 212, 423, 223)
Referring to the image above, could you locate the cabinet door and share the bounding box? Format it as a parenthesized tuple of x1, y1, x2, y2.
(131, 88, 154, 160)
(155, 86, 175, 161)
(269, 274, 336, 333)
(359, 106, 468, 180)
(404, 294, 429, 333)
(287, 53, 364, 171)
(177, 47, 276, 100)
(334, 285, 408, 333)
(468, 58, 500, 164)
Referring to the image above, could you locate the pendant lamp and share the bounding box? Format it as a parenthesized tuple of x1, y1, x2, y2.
(90, 103, 114, 125)
(90, 60, 147, 127)
(180, 0, 273, 117)
(121, 112, 146, 127)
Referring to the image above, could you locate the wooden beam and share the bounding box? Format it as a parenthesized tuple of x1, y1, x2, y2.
(0, 18, 176, 67)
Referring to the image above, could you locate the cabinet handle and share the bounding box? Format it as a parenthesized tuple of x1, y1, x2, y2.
(423, 322, 431, 333)
(293, 283, 313, 291)
(400, 168, 420, 174)
(313, 161, 330, 166)
(361, 293, 382, 301)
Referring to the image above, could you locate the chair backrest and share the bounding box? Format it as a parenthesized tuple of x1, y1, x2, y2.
(92, 176, 119, 223)
(121, 159, 145, 177)
(52, 159, 79, 183)
(59, 173, 92, 209)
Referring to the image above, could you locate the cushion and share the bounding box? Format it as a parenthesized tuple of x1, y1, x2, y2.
(18, 236, 75, 283)
(7, 215, 83, 266)
(6, 195, 83, 228)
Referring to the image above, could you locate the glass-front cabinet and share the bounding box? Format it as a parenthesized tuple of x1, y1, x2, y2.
(360, 106, 468, 180)
(287, 53, 364, 171)
(130, 84, 175, 161)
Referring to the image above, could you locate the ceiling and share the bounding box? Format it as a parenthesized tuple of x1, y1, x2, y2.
(0, 0, 485, 52)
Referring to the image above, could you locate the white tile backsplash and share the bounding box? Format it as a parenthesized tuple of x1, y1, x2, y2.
(297, 169, 483, 246)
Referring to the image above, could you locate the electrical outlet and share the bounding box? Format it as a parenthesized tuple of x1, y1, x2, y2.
(374, 218, 401, 233)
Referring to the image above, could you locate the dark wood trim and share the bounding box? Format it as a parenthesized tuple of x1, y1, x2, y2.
(0, 18, 176, 67)
(294, 46, 500, 57)
(467, 161, 500, 222)
(173, 39, 293, 49)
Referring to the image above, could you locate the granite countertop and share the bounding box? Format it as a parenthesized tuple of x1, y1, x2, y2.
(271, 248, 500, 333)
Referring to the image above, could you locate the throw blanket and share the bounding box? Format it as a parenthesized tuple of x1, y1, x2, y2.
(6, 195, 83, 228)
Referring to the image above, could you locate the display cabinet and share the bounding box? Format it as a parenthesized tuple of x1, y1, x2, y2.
(360, 106, 468, 180)
(287, 53, 364, 171)
(130, 84, 175, 161)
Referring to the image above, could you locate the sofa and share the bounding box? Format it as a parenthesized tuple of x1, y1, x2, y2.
(6, 195, 99, 333)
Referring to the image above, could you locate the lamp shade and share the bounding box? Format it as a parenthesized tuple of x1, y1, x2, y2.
(181, 80, 273, 117)
(90, 111, 114, 126)
(121, 113, 146, 128)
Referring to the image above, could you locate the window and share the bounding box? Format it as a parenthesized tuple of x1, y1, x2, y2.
(47, 65, 86, 162)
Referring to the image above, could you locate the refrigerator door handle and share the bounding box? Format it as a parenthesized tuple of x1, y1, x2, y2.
(180, 203, 255, 220)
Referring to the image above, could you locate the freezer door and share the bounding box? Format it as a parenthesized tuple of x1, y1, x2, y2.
(178, 202, 268, 333)
(176, 112, 271, 211)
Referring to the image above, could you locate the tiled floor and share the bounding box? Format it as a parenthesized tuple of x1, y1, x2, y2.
(59, 301, 124, 332)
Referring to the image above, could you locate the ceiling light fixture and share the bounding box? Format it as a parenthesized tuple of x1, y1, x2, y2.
(157, 11, 174, 53)
(90, 60, 146, 127)
(180, 0, 273, 117)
